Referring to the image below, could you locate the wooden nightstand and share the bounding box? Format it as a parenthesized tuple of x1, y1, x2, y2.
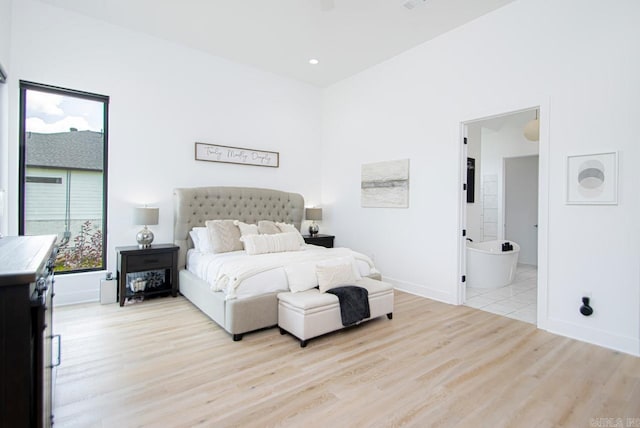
(302, 234, 335, 248)
(116, 244, 179, 306)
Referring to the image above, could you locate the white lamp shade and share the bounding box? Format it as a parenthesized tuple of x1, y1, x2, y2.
(133, 207, 159, 226)
(305, 207, 323, 221)
(524, 118, 539, 142)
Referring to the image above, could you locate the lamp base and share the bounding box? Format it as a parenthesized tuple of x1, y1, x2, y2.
(308, 222, 319, 236)
(136, 226, 154, 249)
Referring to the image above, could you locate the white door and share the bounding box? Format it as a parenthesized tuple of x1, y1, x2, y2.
(504, 155, 538, 266)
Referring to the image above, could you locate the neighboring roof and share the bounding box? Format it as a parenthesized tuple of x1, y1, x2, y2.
(26, 130, 104, 171)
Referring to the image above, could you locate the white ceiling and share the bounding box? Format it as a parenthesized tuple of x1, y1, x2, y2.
(37, 0, 516, 87)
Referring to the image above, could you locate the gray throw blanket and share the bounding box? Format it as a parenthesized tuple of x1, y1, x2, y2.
(327, 286, 370, 326)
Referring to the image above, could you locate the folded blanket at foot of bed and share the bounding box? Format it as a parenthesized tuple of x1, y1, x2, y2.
(326, 286, 370, 326)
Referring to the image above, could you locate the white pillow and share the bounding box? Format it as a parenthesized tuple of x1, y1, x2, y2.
(233, 220, 259, 237)
(241, 232, 302, 255)
(275, 222, 305, 245)
(316, 261, 357, 293)
(317, 256, 362, 280)
(205, 220, 243, 253)
(284, 262, 318, 292)
(193, 227, 211, 253)
(189, 230, 199, 250)
(241, 234, 270, 255)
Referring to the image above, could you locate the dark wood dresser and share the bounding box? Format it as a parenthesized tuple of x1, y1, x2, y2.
(0, 235, 57, 428)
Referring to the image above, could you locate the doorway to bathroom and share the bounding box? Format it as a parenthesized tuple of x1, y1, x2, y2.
(461, 109, 540, 325)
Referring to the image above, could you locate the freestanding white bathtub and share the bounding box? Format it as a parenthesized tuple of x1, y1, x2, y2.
(466, 240, 520, 288)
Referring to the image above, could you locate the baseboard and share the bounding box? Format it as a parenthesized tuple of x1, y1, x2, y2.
(384, 276, 456, 305)
(544, 317, 639, 357)
(55, 291, 99, 306)
(53, 270, 103, 306)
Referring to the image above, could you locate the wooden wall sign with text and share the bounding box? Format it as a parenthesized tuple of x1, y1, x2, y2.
(195, 142, 279, 168)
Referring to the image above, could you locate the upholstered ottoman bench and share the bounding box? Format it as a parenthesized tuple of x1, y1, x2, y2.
(277, 277, 394, 347)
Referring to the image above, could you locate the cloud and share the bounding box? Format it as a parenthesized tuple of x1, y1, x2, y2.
(26, 91, 65, 116)
(26, 116, 98, 133)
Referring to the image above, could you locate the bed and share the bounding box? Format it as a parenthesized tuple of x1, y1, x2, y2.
(173, 186, 380, 341)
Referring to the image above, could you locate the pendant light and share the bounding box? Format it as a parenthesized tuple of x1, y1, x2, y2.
(524, 109, 539, 142)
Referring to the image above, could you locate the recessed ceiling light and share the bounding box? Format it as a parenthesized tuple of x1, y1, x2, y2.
(404, 0, 428, 10)
(320, 0, 335, 11)
(309, 59, 319, 65)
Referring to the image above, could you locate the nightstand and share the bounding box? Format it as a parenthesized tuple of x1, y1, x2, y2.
(302, 234, 335, 248)
(116, 244, 179, 306)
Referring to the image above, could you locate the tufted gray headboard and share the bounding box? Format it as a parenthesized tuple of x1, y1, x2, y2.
(173, 186, 305, 269)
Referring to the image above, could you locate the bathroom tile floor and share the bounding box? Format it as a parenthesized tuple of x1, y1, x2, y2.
(465, 264, 537, 324)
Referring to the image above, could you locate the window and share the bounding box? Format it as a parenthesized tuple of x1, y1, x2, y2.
(19, 82, 109, 273)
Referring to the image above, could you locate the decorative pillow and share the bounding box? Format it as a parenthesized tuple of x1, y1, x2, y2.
(316, 261, 357, 293)
(275, 222, 305, 245)
(205, 220, 243, 253)
(258, 220, 281, 235)
(318, 256, 362, 280)
(284, 262, 318, 292)
(241, 234, 270, 255)
(233, 220, 259, 237)
(241, 232, 302, 255)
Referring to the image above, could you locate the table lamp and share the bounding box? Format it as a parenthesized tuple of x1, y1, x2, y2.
(134, 207, 159, 248)
(305, 207, 322, 236)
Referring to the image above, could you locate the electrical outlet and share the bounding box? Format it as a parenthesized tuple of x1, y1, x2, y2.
(580, 294, 594, 316)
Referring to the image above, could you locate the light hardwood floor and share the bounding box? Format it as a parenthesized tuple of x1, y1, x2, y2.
(53, 291, 639, 427)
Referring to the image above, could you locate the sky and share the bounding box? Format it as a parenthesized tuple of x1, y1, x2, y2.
(26, 89, 104, 133)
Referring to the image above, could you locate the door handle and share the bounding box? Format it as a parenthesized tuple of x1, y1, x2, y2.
(51, 334, 61, 367)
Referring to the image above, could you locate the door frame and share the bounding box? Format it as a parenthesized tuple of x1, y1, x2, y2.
(457, 101, 550, 330)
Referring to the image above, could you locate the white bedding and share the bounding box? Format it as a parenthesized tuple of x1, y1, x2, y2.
(187, 244, 377, 300)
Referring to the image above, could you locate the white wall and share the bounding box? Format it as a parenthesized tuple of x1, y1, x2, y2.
(322, 0, 640, 355)
(0, 0, 10, 65)
(7, 0, 323, 304)
(0, 0, 11, 237)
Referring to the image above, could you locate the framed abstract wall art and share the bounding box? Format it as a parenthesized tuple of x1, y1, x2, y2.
(566, 151, 617, 205)
(361, 159, 410, 208)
